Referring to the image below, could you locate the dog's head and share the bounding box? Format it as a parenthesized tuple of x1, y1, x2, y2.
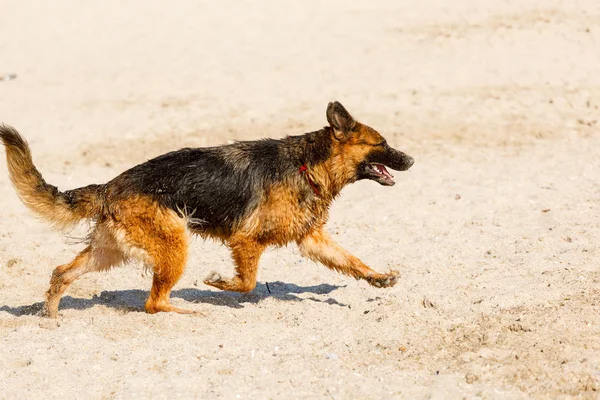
(326, 101, 414, 186)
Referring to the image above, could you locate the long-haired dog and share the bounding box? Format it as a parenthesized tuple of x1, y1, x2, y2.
(0, 102, 414, 317)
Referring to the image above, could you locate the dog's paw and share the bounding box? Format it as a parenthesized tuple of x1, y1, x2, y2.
(366, 270, 400, 288)
(203, 271, 223, 285)
(40, 304, 59, 319)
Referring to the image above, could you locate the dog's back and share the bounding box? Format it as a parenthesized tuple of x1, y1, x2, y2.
(104, 130, 334, 238)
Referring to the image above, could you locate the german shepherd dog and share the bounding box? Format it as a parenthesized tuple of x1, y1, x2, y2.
(0, 102, 414, 317)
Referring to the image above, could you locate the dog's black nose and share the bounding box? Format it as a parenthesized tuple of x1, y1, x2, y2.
(404, 155, 415, 169)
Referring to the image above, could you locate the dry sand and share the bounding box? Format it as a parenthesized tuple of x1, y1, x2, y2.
(1, 1, 600, 398)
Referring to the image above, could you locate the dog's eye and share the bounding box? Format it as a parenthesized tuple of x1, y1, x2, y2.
(374, 141, 386, 147)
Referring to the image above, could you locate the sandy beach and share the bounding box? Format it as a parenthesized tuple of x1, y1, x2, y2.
(1, 1, 599, 398)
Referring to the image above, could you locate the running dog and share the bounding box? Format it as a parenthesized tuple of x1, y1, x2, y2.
(0, 101, 414, 317)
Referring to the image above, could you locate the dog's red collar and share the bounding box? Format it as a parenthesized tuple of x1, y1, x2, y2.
(299, 164, 320, 196)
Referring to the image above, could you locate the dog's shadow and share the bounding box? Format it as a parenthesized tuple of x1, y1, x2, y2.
(0, 281, 347, 317)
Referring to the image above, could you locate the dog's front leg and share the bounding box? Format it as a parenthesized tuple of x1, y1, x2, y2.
(204, 235, 266, 292)
(297, 227, 399, 288)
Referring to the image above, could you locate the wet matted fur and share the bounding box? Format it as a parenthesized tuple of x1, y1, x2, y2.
(0, 101, 414, 317)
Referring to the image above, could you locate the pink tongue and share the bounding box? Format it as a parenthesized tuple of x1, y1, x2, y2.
(379, 164, 393, 179)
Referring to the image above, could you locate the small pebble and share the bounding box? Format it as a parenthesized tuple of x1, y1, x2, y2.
(465, 373, 479, 384)
(1, 74, 17, 81)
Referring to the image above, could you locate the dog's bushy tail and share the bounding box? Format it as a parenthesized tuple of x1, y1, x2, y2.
(0, 125, 105, 230)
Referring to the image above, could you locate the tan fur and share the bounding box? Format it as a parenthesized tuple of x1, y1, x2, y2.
(41, 195, 196, 317)
(108, 196, 194, 314)
(1, 126, 102, 230)
(242, 183, 329, 246)
(203, 234, 266, 292)
(297, 224, 398, 287)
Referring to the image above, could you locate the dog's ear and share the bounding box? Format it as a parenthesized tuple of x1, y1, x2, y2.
(327, 101, 356, 139)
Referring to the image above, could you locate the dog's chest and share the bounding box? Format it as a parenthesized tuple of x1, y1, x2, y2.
(243, 185, 330, 245)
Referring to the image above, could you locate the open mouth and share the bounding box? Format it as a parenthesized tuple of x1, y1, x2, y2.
(367, 163, 395, 186)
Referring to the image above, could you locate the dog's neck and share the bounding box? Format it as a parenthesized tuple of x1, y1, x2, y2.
(304, 159, 349, 201)
(297, 128, 355, 200)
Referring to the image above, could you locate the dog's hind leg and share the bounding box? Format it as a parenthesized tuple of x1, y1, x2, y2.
(43, 246, 93, 318)
(297, 226, 399, 288)
(204, 236, 266, 292)
(128, 228, 196, 315)
(144, 243, 194, 314)
(110, 197, 199, 315)
(43, 241, 123, 318)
